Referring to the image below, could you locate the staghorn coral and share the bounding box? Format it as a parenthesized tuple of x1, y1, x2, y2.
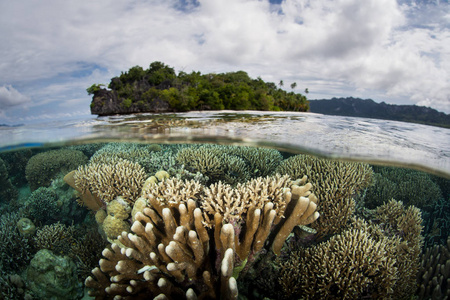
(176, 144, 252, 185)
(141, 177, 203, 208)
(70, 229, 109, 281)
(279, 227, 398, 300)
(85, 175, 319, 298)
(33, 222, 77, 256)
(276, 154, 373, 240)
(201, 174, 294, 228)
(365, 166, 443, 209)
(25, 149, 88, 191)
(278, 199, 424, 300)
(74, 158, 146, 204)
(222, 145, 283, 178)
(417, 237, 450, 300)
(375, 199, 424, 298)
(0, 212, 34, 274)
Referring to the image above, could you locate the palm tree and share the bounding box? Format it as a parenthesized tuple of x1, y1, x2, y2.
(290, 82, 297, 90)
(278, 80, 284, 88)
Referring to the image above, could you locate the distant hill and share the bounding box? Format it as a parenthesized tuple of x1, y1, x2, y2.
(309, 97, 450, 128)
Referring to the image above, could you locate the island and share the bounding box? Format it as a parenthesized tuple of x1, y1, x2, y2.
(88, 61, 309, 116)
(88, 62, 449, 129)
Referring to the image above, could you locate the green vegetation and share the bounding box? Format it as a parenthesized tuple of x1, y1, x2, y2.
(86, 84, 105, 95)
(89, 61, 309, 112)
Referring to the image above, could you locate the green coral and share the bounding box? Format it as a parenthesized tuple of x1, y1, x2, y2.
(25, 149, 88, 191)
(0, 212, 34, 274)
(24, 187, 59, 225)
(364, 166, 443, 209)
(0, 158, 17, 204)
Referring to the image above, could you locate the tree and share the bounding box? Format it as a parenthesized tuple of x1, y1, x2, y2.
(86, 84, 104, 95)
(305, 88, 309, 94)
(279, 80, 284, 88)
(290, 82, 297, 90)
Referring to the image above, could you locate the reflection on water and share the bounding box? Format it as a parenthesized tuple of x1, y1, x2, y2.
(0, 112, 449, 299)
(1, 111, 449, 177)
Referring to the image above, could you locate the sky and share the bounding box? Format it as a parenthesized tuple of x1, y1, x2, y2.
(0, 0, 449, 124)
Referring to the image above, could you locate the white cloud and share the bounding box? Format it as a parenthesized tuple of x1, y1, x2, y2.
(0, 85, 31, 109)
(0, 0, 449, 122)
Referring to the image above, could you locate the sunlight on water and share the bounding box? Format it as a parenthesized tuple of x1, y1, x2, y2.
(0, 111, 449, 299)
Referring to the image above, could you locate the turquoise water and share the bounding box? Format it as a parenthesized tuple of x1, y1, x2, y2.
(0, 111, 449, 299)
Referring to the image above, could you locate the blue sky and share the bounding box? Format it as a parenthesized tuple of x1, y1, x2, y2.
(0, 0, 449, 124)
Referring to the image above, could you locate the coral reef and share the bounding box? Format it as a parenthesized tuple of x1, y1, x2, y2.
(278, 199, 423, 299)
(23, 187, 60, 225)
(0, 273, 33, 300)
(0, 148, 32, 187)
(365, 166, 443, 209)
(102, 198, 132, 240)
(25, 149, 88, 191)
(74, 158, 146, 205)
(70, 229, 109, 281)
(33, 222, 77, 256)
(222, 145, 283, 178)
(0, 157, 18, 204)
(417, 237, 450, 300)
(85, 175, 319, 298)
(26, 249, 82, 300)
(0, 212, 35, 274)
(176, 144, 252, 185)
(276, 154, 373, 240)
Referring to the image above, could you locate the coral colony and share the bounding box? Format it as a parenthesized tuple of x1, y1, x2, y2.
(0, 143, 449, 299)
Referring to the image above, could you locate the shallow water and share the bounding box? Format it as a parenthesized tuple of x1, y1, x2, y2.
(0, 111, 449, 299)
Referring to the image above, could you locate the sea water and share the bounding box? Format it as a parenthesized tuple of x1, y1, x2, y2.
(0, 111, 448, 299)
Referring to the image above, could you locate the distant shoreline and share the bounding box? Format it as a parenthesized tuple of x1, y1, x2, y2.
(308, 97, 450, 129)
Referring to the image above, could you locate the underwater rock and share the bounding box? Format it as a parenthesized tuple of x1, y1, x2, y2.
(26, 249, 82, 300)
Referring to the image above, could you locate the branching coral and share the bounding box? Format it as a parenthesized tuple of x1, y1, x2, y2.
(279, 227, 397, 299)
(85, 175, 319, 298)
(25, 149, 88, 191)
(74, 158, 146, 205)
(276, 154, 373, 240)
(278, 199, 424, 300)
(375, 199, 424, 298)
(0, 212, 34, 274)
(33, 222, 77, 256)
(365, 166, 443, 209)
(417, 237, 450, 300)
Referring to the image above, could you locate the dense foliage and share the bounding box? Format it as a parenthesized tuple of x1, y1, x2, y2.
(88, 61, 309, 112)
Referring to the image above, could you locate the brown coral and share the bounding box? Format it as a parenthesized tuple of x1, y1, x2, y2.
(74, 158, 146, 204)
(417, 237, 450, 300)
(276, 154, 373, 240)
(85, 175, 319, 298)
